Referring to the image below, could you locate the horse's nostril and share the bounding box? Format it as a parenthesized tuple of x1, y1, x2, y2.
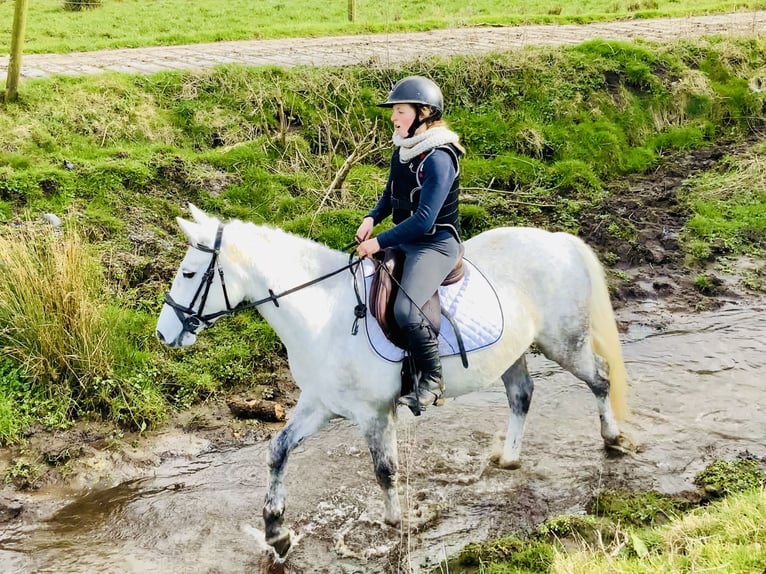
(156, 330, 165, 343)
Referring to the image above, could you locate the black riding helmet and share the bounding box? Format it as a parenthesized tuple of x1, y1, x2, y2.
(378, 76, 444, 137)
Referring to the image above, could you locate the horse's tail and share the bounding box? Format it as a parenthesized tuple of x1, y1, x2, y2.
(574, 237, 628, 422)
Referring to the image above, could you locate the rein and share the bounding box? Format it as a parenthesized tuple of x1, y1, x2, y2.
(164, 224, 364, 337)
(164, 225, 468, 368)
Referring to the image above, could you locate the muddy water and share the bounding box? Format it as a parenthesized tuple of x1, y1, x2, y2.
(1, 300, 764, 573)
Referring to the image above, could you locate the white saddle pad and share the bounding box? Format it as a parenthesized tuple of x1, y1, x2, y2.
(361, 257, 504, 363)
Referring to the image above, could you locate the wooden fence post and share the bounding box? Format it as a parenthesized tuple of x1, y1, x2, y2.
(5, 0, 30, 103)
(348, 0, 355, 22)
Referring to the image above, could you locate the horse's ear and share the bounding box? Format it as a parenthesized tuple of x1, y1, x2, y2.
(187, 203, 211, 225)
(177, 217, 200, 244)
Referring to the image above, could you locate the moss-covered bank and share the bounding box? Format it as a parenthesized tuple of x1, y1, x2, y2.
(438, 457, 766, 573)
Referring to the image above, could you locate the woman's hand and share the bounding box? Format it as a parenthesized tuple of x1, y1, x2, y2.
(356, 237, 381, 258)
(355, 217, 374, 243)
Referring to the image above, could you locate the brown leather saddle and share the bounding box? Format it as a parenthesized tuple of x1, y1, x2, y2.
(368, 245, 465, 350)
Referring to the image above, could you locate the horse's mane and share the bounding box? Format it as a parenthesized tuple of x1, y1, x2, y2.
(223, 219, 349, 288)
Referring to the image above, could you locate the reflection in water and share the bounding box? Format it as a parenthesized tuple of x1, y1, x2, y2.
(43, 479, 159, 534)
(1, 302, 764, 573)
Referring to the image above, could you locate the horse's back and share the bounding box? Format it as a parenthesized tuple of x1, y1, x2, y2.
(465, 227, 589, 290)
(464, 227, 595, 332)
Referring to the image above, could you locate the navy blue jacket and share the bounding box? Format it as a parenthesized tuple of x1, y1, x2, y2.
(367, 147, 459, 249)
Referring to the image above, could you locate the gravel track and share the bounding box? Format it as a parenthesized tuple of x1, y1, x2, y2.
(1, 10, 765, 78)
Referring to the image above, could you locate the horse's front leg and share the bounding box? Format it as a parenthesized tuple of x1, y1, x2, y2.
(263, 397, 332, 558)
(492, 354, 534, 469)
(361, 407, 401, 526)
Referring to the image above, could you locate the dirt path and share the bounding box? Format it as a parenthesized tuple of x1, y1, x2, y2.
(1, 11, 765, 79)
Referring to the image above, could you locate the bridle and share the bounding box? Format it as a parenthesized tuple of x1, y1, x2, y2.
(163, 223, 365, 339)
(163, 224, 237, 337)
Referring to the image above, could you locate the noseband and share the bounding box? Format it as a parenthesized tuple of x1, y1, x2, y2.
(163, 224, 236, 337)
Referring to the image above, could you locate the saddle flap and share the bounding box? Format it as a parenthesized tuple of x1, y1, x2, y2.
(368, 248, 442, 349)
(441, 243, 466, 286)
(369, 249, 402, 326)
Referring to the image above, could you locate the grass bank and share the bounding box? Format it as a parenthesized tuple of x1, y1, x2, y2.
(0, 0, 764, 55)
(0, 36, 764, 444)
(436, 458, 766, 573)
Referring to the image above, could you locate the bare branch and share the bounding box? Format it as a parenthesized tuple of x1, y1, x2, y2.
(311, 118, 384, 231)
(461, 187, 556, 207)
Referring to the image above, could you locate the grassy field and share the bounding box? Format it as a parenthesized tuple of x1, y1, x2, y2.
(0, 0, 765, 55)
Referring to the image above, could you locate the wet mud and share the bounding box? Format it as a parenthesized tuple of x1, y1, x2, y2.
(584, 140, 762, 314)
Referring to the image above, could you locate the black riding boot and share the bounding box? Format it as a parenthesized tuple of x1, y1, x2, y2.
(398, 324, 445, 413)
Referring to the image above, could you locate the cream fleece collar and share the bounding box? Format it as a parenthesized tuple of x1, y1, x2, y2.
(393, 127, 460, 162)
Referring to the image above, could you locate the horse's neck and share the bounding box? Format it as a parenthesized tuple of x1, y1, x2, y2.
(233, 222, 350, 349)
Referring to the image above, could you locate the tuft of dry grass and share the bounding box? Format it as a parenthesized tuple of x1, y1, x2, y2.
(0, 221, 112, 395)
(692, 150, 766, 202)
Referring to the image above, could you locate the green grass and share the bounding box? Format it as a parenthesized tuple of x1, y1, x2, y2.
(680, 144, 766, 261)
(0, 223, 166, 438)
(435, 460, 766, 574)
(1, 0, 765, 55)
(550, 488, 766, 573)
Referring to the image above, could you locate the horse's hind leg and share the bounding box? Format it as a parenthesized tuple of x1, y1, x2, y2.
(360, 408, 401, 527)
(556, 345, 622, 448)
(263, 397, 332, 558)
(491, 354, 534, 469)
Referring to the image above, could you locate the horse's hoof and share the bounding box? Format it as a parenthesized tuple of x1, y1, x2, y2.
(490, 452, 521, 469)
(605, 433, 638, 456)
(383, 513, 401, 527)
(266, 529, 292, 558)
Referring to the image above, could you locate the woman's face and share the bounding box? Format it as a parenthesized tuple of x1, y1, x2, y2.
(390, 103, 418, 138)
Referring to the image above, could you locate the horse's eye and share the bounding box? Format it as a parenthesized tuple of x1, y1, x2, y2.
(182, 271, 196, 279)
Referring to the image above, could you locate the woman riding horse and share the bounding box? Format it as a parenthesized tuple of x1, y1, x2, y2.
(355, 75, 466, 412)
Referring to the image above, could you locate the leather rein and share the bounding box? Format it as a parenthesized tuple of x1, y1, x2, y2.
(163, 224, 364, 338)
